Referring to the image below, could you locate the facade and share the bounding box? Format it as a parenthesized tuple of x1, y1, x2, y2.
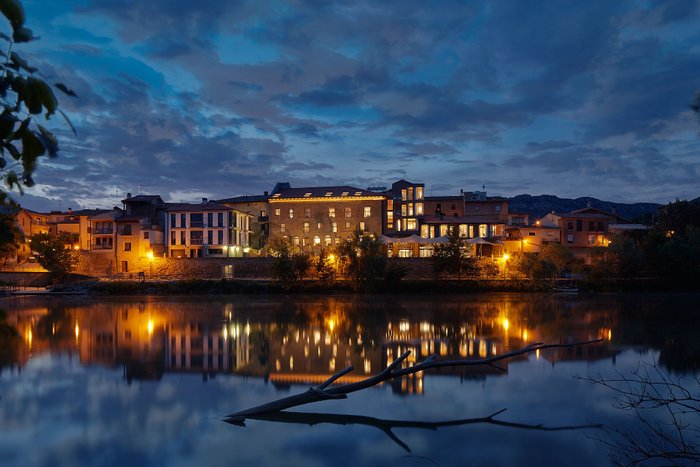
(422, 191, 509, 240)
(539, 207, 629, 263)
(14, 208, 50, 262)
(165, 201, 252, 258)
(383, 179, 426, 235)
(267, 183, 386, 252)
(217, 194, 270, 253)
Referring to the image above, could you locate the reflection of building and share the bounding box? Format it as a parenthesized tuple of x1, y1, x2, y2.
(5, 296, 622, 390)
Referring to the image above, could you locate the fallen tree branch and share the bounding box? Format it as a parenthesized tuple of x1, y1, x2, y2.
(225, 339, 603, 425)
(226, 409, 602, 452)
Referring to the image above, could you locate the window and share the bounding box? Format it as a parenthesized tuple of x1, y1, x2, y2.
(325, 235, 331, 246)
(529, 231, 536, 236)
(303, 222, 310, 233)
(459, 224, 468, 237)
(362, 206, 370, 217)
(421, 225, 429, 238)
(588, 235, 596, 245)
(171, 213, 176, 227)
(398, 248, 412, 258)
(589, 221, 595, 231)
(567, 222, 574, 230)
(328, 207, 335, 218)
(479, 224, 487, 238)
(124, 242, 131, 251)
(304, 208, 311, 218)
(401, 204, 407, 216)
(407, 187, 414, 200)
(440, 225, 448, 237)
(401, 189, 407, 200)
(289, 209, 294, 219)
(143, 232, 150, 239)
(387, 199, 393, 210)
(415, 203, 423, 215)
(345, 221, 351, 229)
(344, 207, 351, 218)
(275, 208, 280, 216)
(171, 231, 176, 245)
(408, 204, 414, 216)
(419, 246, 432, 257)
(180, 213, 186, 227)
(359, 221, 366, 231)
(495, 205, 501, 213)
(180, 231, 186, 245)
(280, 223, 286, 233)
(190, 231, 203, 245)
(567, 234, 574, 243)
(406, 219, 417, 230)
(207, 230, 213, 245)
(207, 213, 213, 227)
(217, 230, 223, 245)
(576, 220, 582, 232)
(292, 236, 299, 246)
(218, 213, 224, 226)
(416, 186, 424, 199)
(191, 213, 203, 227)
(597, 222, 604, 231)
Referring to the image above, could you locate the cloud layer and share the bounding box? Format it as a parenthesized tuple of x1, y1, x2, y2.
(13, 0, 700, 210)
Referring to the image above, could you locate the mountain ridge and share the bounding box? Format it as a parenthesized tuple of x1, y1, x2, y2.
(508, 194, 661, 222)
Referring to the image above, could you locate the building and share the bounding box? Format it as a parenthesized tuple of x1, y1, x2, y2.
(165, 200, 252, 258)
(217, 194, 271, 253)
(383, 179, 426, 235)
(267, 182, 387, 252)
(422, 190, 510, 240)
(538, 206, 630, 263)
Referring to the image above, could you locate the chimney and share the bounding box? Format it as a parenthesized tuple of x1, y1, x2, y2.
(202, 197, 208, 204)
(127, 192, 132, 199)
(67, 207, 72, 214)
(264, 191, 269, 196)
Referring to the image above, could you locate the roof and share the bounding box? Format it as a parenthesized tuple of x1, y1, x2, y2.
(422, 215, 507, 224)
(165, 201, 231, 212)
(122, 195, 164, 203)
(217, 195, 269, 203)
(269, 185, 386, 200)
(425, 195, 508, 202)
(115, 215, 148, 223)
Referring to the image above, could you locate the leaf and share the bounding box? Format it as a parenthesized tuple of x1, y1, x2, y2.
(54, 82, 77, 97)
(4, 142, 20, 160)
(0, 0, 25, 28)
(0, 108, 16, 139)
(10, 117, 30, 141)
(58, 109, 77, 135)
(5, 170, 20, 191)
(29, 77, 57, 116)
(12, 26, 34, 43)
(37, 125, 58, 157)
(22, 130, 45, 165)
(10, 52, 37, 73)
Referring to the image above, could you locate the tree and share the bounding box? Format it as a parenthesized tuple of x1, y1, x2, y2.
(0, 208, 21, 262)
(0, 0, 75, 194)
(269, 239, 311, 288)
(314, 248, 336, 287)
(431, 228, 467, 278)
(29, 231, 77, 280)
(337, 230, 387, 290)
(539, 243, 575, 278)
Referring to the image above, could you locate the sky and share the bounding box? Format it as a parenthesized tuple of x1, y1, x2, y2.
(8, 0, 700, 211)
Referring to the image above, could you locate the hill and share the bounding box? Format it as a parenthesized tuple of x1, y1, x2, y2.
(509, 194, 660, 222)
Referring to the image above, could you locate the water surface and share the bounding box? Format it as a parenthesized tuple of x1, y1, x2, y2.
(1, 293, 698, 466)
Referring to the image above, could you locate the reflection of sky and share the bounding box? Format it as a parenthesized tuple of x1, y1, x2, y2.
(0, 348, 674, 466)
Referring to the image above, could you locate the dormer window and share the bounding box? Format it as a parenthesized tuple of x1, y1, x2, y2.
(354, 191, 362, 196)
(304, 192, 312, 198)
(341, 192, 349, 197)
(325, 192, 332, 197)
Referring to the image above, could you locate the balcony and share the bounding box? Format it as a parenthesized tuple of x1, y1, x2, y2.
(91, 243, 113, 250)
(92, 228, 113, 234)
(190, 221, 204, 228)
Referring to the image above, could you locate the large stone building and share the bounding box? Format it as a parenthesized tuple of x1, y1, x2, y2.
(267, 182, 386, 252)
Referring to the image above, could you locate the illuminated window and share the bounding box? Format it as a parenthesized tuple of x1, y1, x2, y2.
(406, 219, 417, 230)
(401, 204, 407, 216)
(275, 208, 280, 216)
(459, 224, 467, 237)
(387, 199, 394, 210)
(344, 207, 351, 218)
(479, 224, 487, 238)
(304, 192, 312, 198)
(280, 223, 286, 233)
(303, 222, 310, 233)
(401, 188, 407, 200)
(328, 207, 335, 218)
(398, 249, 412, 258)
(304, 208, 311, 218)
(332, 222, 337, 232)
(420, 225, 429, 238)
(364, 206, 371, 217)
(408, 203, 414, 216)
(313, 235, 321, 245)
(415, 203, 423, 215)
(345, 221, 351, 229)
(292, 236, 299, 246)
(289, 209, 294, 219)
(325, 235, 332, 246)
(439, 225, 448, 236)
(416, 187, 424, 199)
(317, 222, 322, 229)
(359, 221, 366, 231)
(419, 246, 432, 257)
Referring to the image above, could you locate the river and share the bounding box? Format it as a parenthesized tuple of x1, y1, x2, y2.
(1, 293, 698, 466)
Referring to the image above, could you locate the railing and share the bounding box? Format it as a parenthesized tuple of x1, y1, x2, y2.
(190, 222, 204, 228)
(92, 228, 113, 234)
(91, 244, 114, 250)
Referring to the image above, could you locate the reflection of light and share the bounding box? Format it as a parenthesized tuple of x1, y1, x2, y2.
(399, 320, 410, 332)
(328, 254, 336, 262)
(327, 318, 335, 332)
(27, 329, 32, 348)
(223, 326, 228, 340)
(478, 340, 487, 358)
(75, 323, 79, 340)
(608, 329, 612, 341)
(522, 329, 528, 341)
(289, 356, 294, 370)
(364, 358, 371, 374)
(439, 341, 448, 356)
(329, 358, 335, 372)
(536, 348, 540, 359)
(314, 330, 321, 344)
(147, 320, 154, 335)
(502, 318, 509, 331)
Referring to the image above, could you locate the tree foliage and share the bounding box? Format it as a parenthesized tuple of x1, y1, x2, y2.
(431, 229, 478, 278)
(337, 230, 388, 290)
(0, 0, 75, 194)
(269, 239, 311, 288)
(0, 208, 21, 261)
(29, 231, 77, 280)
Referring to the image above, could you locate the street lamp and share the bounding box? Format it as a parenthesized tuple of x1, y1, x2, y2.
(147, 250, 154, 275)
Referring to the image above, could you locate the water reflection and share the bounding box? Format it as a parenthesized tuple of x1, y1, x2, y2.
(4, 294, 685, 390)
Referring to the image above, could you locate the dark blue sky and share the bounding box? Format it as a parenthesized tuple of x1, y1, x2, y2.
(11, 0, 700, 211)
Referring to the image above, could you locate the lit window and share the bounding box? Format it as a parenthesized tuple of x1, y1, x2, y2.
(341, 192, 349, 197)
(354, 191, 362, 196)
(344, 207, 351, 218)
(416, 187, 424, 199)
(325, 235, 331, 246)
(275, 208, 280, 216)
(289, 209, 294, 219)
(280, 223, 286, 233)
(415, 203, 423, 215)
(304, 192, 312, 198)
(364, 206, 371, 218)
(401, 188, 407, 200)
(408, 204, 414, 216)
(479, 224, 487, 237)
(304, 208, 311, 218)
(317, 222, 322, 229)
(293, 236, 299, 246)
(406, 219, 417, 230)
(303, 223, 310, 233)
(387, 199, 394, 210)
(328, 207, 335, 218)
(345, 221, 351, 229)
(401, 204, 407, 216)
(325, 192, 332, 197)
(332, 222, 337, 232)
(359, 221, 366, 231)
(407, 187, 413, 200)
(313, 235, 321, 245)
